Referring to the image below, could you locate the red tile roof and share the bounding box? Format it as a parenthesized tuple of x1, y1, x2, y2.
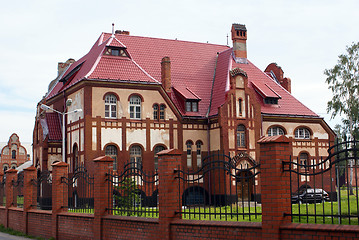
(46, 31, 318, 119)
(45, 113, 62, 141)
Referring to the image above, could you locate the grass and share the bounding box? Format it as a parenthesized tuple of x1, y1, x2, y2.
(0, 224, 53, 240)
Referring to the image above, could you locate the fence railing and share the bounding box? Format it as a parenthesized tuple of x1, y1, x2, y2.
(175, 152, 261, 222)
(284, 139, 359, 225)
(12, 172, 23, 208)
(106, 161, 158, 217)
(31, 170, 52, 210)
(61, 166, 94, 213)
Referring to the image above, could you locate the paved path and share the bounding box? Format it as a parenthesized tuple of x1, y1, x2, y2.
(0, 232, 29, 240)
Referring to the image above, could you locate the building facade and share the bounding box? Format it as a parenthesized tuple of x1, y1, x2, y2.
(1, 133, 30, 173)
(33, 24, 335, 192)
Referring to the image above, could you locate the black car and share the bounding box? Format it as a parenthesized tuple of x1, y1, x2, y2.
(291, 188, 330, 204)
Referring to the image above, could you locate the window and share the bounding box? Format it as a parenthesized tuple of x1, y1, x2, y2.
(295, 128, 310, 139)
(238, 99, 242, 115)
(73, 144, 79, 172)
(160, 104, 165, 120)
(196, 141, 203, 167)
(153, 104, 159, 120)
(11, 150, 16, 159)
(185, 101, 198, 112)
(130, 145, 142, 168)
(154, 145, 166, 170)
(104, 47, 128, 57)
(106, 145, 118, 170)
(3, 165, 8, 173)
(129, 95, 141, 119)
(264, 97, 278, 105)
(267, 126, 285, 136)
(186, 141, 193, 167)
(236, 125, 246, 148)
(105, 94, 117, 118)
(300, 153, 309, 169)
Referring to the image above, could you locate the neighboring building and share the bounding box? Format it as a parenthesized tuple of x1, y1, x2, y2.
(33, 24, 335, 194)
(0, 133, 30, 173)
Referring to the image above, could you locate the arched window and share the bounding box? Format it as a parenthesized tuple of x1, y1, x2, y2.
(186, 141, 193, 167)
(73, 144, 79, 172)
(11, 150, 16, 159)
(267, 126, 285, 136)
(196, 141, 203, 167)
(105, 94, 117, 118)
(295, 128, 311, 139)
(129, 95, 141, 119)
(153, 104, 159, 120)
(160, 104, 165, 120)
(299, 152, 309, 170)
(106, 145, 118, 170)
(11, 164, 16, 169)
(154, 145, 166, 170)
(236, 125, 246, 148)
(130, 145, 142, 168)
(3, 164, 8, 173)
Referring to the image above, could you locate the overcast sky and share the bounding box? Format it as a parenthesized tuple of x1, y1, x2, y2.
(0, 0, 358, 143)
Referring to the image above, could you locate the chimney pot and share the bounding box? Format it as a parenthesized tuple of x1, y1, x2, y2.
(231, 23, 247, 59)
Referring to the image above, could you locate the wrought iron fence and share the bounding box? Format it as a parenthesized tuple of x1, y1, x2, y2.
(12, 172, 24, 208)
(284, 139, 359, 225)
(175, 152, 261, 222)
(32, 170, 52, 210)
(0, 174, 5, 206)
(61, 166, 94, 213)
(106, 161, 158, 217)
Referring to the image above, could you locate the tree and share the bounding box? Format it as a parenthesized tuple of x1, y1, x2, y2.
(325, 42, 359, 194)
(114, 177, 141, 216)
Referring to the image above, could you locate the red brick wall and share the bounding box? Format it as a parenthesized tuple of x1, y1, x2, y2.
(102, 216, 158, 240)
(27, 210, 52, 239)
(57, 213, 94, 240)
(0, 207, 5, 225)
(280, 223, 359, 239)
(171, 220, 262, 240)
(8, 208, 23, 232)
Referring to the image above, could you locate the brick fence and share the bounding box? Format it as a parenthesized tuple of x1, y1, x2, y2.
(0, 136, 358, 239)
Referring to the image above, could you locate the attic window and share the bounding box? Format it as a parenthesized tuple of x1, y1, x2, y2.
(104, 47, 127, 57)
(186, 101, 198, 112)
(264, 97, 278, 105)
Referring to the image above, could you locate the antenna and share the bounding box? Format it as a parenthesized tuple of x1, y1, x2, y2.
(111, 23, 115, 37)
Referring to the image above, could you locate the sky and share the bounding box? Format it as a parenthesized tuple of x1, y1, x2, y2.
(0, 0, 358, 143)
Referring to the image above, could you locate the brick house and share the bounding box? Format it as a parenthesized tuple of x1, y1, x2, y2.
(1, 133, 30, 173)
(32, 23, 335, 197)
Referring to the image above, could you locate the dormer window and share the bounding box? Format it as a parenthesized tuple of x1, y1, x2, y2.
(264, 97, 278, 105)
(186, 101, 198, 112)
(104, 47, 128, 57)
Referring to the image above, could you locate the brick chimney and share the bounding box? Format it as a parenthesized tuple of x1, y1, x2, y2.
(161, 57, 171, 93)
(115, 30, 130, 35)
(231, 23, 247, 59)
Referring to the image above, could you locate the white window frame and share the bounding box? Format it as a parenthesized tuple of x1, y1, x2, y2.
(295, 128, 310, 139)
(129, 95, 141, 119)
(267, 126, 285, 136)
(105, 94, 117, 118)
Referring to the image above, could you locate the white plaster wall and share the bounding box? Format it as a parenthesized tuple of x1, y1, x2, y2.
(210, 128, 220, 151)
(67, 89, 84, 123)
(182, 129, 208, 151)
(150, 129, 169, 150)
(101, 128, 122, 150)
(92, 127, 97, 151)
(126, 129, 146, 151)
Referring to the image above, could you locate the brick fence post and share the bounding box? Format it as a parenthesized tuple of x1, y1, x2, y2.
(258, 135, 291, 239)
(51, 162, 68, 239)
(157, 149, 182, 240)
(23, 166, 37, 234)
(93, 156, 113, 240)
(5, 169, 17, 228)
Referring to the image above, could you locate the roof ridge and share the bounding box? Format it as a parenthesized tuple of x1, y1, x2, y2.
(104, 32, 230, 48)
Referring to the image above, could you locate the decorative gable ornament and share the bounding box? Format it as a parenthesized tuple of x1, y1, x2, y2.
(230, 67, 247, 78)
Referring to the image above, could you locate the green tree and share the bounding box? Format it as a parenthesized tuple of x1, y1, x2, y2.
(325, 42, 359, 194)
(115, 177, 140, 216)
